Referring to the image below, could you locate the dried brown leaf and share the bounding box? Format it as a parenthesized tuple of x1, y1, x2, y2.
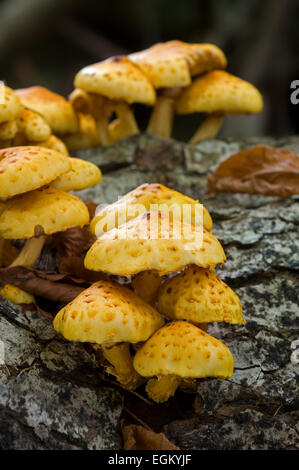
(122, 423, 179, 450)
(207, 145, 299, 198)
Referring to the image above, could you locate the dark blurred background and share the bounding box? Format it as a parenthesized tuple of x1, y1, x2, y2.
(0, 0, 298, 140)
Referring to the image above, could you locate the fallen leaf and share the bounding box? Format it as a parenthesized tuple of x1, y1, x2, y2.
(122, 423, 179, 450)
(52, 225, 95, 257)
(58, 256, 109, 283)
(0, 266, 85, 303)
(207, 145, 299, 198)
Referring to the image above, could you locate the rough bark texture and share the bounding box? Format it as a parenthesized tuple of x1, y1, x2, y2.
(0, 134, 298, 449)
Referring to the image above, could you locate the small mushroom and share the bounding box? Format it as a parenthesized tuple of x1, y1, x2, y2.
(157, 265, 244, 330)
(0, 284, 35, 305)
(53, 280, 164, 389)
(50, 157, 102, 192)
(130, 41, 226, 138)
(0, 187, 89, 267)
(176, 70, 264, 144)
(133, 321, 234, 402)
(15, 86, 79, 135)
(74, 56, 156, 144)
(16, 108, 51, 143)
(85, 210, 225, 277)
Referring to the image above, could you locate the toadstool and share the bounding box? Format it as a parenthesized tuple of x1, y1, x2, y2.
(53, 280, 164, 389)
(133, 321, 234, 402)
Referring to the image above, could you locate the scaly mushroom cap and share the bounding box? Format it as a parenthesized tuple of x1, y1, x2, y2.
(0, 119, 18, 140)
(53, 280, 164, 344)
(85, 211, 225, 277)
(0, 146, 71, 199)
(15, 86, 79, 134)
(130, 41, 226, 88)
(0, 85, 21, 123)
(50, 157, 102, 192)
(90, 182, 213, 236)
(37, 135, 69, 155)
(74, 56, 156, 105)
(176, 70, 263, 114)
(133, 321, 234, 379)
(17, 108, 51, 142)
(0, 187, 89, 239)
(158, 266, 244, 324)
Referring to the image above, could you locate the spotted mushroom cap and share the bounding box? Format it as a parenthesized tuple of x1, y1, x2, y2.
(157, 266, 244, 324)
(133, 321, 234, 379)
(0, 119, 18, 140)
(50, 157, 102, 192)
(129, 41, 226, 88)
(0, 146, 71, 199)
(15, 86, 79, 134)
(0, 187, 90, 239)
(17, 108, 51, 142)
(74, 56, 156, 105)
(37, 135, 69, 156)
(85, 211, 225, 277)
(90, 183, 213, 236)
(0, 85, 21, 123)
(53, 280, 164, 344)
(176, 70, 263, 114)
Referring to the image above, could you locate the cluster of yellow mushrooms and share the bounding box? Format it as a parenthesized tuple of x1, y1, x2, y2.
(0, 39, 251, 402)
(1, 40, 263, 151)
(53, 183, 245, 402)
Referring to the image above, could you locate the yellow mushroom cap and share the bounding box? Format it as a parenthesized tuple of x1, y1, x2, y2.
(130, 41, 226, 88)
(85, 211, 225, 277)
(0, 146, 71, 199)
(17, 108, 51, 142)
(37, 135, 69, 156)
(133, 321, 234, 379)
(90, 182, 213, 236)
(0, 187, 90, 239)
(53, 280, 164, 344)
(0, 119, 18, 140)
(74, 56, 156, 105)
(158, 266, 244, 324)
(0, 85, 21, 123)
(50, 157, 102, 192)
(176, 70, 264, 114)
(15, 86, 79, 134)
(0, 284, 35, 305)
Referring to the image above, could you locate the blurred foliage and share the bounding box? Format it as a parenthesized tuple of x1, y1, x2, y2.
(0, 0, 298, 139)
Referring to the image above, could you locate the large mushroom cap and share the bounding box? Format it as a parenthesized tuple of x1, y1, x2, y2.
(50, 157, 102, 192)
(15, 86, 79, 134)
(158, 266, 244, 324)
(0, 146, 71, 199)
(53, 280, 164, 344)
(74, 56, 156, 105)
(0, 187, 89, 239)
(0, 85, 21, 123)
(176, 70, 263, 114)
(90, 182, 213, 236)
(133, 321, 234, 379)
(129, 41, 226, 89)
(85, 211, 225, 277)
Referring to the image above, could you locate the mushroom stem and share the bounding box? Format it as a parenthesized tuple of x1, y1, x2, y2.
(131, 270, 161, 306)
(101, 342, 144, 390)
(146, 374, 181, 403)
(115, 102, 139, 137)
(147, 96, 175, 138)
(189, 113, 224, 144)
(9, 236, 46, 268)
(96, 115, 112, 146)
